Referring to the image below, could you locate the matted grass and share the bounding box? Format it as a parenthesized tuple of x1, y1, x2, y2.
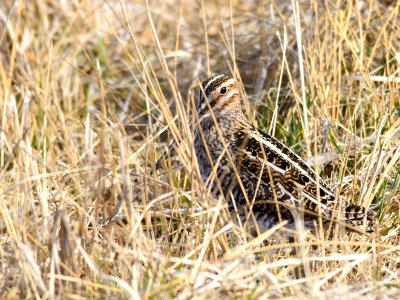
(0, 0, 399, 298)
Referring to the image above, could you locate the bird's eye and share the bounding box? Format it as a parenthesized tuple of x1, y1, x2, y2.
(220, 87, 228, 94)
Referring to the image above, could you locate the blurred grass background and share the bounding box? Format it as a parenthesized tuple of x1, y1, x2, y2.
(0, 0, 399, 298)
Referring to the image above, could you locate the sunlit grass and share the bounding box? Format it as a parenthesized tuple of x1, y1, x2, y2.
(0, 0, 399, 298)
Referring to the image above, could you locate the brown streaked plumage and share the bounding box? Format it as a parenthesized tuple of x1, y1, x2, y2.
(159, 74, 376, 234)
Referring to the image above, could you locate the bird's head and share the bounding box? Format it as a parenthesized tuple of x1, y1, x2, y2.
(197, 74, 241, 119)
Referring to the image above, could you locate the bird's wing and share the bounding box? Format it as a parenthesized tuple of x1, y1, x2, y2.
(234, 127, 338, 215)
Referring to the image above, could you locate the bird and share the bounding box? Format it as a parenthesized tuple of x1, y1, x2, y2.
(159, 74, 376, 235)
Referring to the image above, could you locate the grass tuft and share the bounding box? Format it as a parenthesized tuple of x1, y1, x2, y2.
(0, 0, 399, 298)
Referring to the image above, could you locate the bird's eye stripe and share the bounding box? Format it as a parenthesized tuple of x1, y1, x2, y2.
(201, 74, 232, 100)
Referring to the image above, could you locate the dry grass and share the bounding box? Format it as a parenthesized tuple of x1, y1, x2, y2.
(0, 0, 399, 298)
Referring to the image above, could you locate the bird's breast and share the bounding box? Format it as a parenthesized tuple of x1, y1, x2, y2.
(194, 117, 241, 180)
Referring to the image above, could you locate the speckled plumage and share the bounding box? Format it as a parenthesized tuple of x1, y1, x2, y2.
(192, 74, 376, 234)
